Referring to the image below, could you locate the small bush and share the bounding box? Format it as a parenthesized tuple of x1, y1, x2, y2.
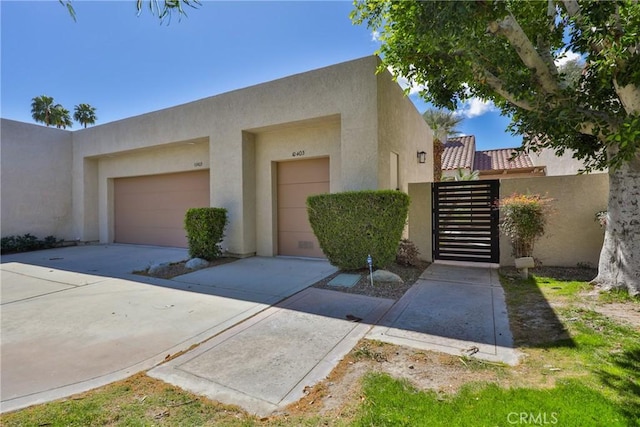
(396, 239, 420, 266)
(1, 234, 63, 254)
(184, 208, 228, 261)
(307, 190, 410, 270)
(499, 193, 553, 258)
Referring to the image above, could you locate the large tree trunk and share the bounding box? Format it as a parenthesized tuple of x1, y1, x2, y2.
(592, 152, 640, 296)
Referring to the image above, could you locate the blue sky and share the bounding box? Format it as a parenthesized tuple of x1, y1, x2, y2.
(1, 0, 522, 150)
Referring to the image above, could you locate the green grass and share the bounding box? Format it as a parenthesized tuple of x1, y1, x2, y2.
(355, 273, 640, 427)
(355, 374, 629, 427)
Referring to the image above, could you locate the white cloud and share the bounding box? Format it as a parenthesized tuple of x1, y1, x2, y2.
(456, 98, 496, 118)
(555, 50, 582, 67)
(371, 30, 380, 42)
(388, 66, 427, 95)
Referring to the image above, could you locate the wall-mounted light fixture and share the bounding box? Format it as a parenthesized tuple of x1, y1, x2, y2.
(417, 151, 427, 164)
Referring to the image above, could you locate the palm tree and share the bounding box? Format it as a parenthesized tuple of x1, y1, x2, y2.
(30, 95, 56, 126)
(51, 104, 73, 129)
(422, 109, 463, 142)
(443, 168, 480, 181)
(73, 103, 97, 128)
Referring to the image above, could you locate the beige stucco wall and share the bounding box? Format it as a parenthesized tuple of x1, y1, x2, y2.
(3, 57, 432, 257)
(69, 57, 385, 256)
(253, 116, 341, 256)
(407, 183, 433, 261)
(529, 147, 607, 176)
(376, 69, 433, 191)
(1, 119, 73, 239)
(500, 174, 608, 267)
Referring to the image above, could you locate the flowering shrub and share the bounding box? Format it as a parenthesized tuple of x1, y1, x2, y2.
(499, 193, 553, 258)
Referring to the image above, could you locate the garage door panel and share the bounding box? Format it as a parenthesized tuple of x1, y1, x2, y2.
(277, 182, 328, 208)
(278, 231, 324, 258)
(278, 207, 313, 233)
(114, 170, 209, 248)
(278, 158, 330, 185)
(277, 158, 329, 257)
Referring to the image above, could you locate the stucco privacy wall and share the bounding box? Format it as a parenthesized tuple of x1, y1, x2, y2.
(1, 119, 73, 238)
(67, 56, 426, 256)
(500, 174, 608, 267)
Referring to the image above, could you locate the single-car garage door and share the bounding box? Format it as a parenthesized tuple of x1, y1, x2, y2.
(114, 170, 209, 247)
(277, 157, 329, 258)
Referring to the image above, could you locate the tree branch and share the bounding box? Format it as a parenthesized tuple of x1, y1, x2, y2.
(613, 79, 640, 114)
(472, 65, 537, 112)
(487, 14, 561, 95)
(561, 0, 580, 18)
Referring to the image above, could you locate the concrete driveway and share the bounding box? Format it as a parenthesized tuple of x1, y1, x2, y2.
(0, 245, 336, 413)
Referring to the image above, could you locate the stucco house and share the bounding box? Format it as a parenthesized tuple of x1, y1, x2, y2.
(1, 56, 434, 259)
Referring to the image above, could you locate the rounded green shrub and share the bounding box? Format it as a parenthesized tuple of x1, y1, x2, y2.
(307, 190, 410, 270)
(184, 207, 228, 260)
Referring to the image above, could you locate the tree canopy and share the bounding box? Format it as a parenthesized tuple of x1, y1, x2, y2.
(422, 108, 463, 142)
(353, 0, 640, 172)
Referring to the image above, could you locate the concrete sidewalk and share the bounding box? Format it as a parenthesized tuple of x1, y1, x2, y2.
(367, 262, 520, 365)
(149, 288, 394, 416)
(0, 247, 337, 413)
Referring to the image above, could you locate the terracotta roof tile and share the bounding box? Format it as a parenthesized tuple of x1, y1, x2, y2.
(474, 149, 534, 171)
(441, 136, 476, 170)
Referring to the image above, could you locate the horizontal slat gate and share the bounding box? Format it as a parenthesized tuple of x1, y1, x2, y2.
(432, 180, 500, 263)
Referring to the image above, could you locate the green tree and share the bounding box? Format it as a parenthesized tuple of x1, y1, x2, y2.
(353, 0, 640, 296)
(51, 104, 73, 129)
(73, 103, 97, 128)
(30, 95, 56, 127)
(422, 108, 463, 142)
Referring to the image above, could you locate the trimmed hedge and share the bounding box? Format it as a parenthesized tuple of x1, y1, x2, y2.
(1, 234, 63, 254)
(184, 207, 228, 260)
(307, 190, 410, 270)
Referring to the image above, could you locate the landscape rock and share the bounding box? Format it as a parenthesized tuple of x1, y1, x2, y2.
(186, 257, 209, 270)
(370, 269, 404, 284)
(148, 262, 171, 276)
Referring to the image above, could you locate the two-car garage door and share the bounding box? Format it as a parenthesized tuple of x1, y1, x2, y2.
(114, 170, 210, 248)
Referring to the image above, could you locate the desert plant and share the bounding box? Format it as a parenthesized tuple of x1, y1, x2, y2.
(499, 193, 552, 258)
(1, 234, 63, 254)
(184, 208, 228, 260)
(396, 239, 420, 266)
(307, 190, 410, 270)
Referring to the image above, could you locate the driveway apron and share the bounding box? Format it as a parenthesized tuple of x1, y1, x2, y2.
(0, 246, 337, 413)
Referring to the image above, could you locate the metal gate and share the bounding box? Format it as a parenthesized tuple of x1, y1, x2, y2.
(432, 180, 500, 263)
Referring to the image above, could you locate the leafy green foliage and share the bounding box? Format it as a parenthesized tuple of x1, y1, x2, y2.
(30, 95, 73, 129)
(73, 103, 97, 128)
(352, 0, 640, 171)
(184, 207, 227, 260)
(1, 234, 63, 254)
(499, 193, 552, 258)
(307, 190, 409, 270)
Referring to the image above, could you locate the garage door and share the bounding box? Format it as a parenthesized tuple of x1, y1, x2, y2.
(114, 170, 209, 247)
(277, 158, 329, 257)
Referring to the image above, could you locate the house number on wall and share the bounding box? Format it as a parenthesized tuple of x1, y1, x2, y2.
(292, 150, 305, 157)
(194, 161, 203, 167)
